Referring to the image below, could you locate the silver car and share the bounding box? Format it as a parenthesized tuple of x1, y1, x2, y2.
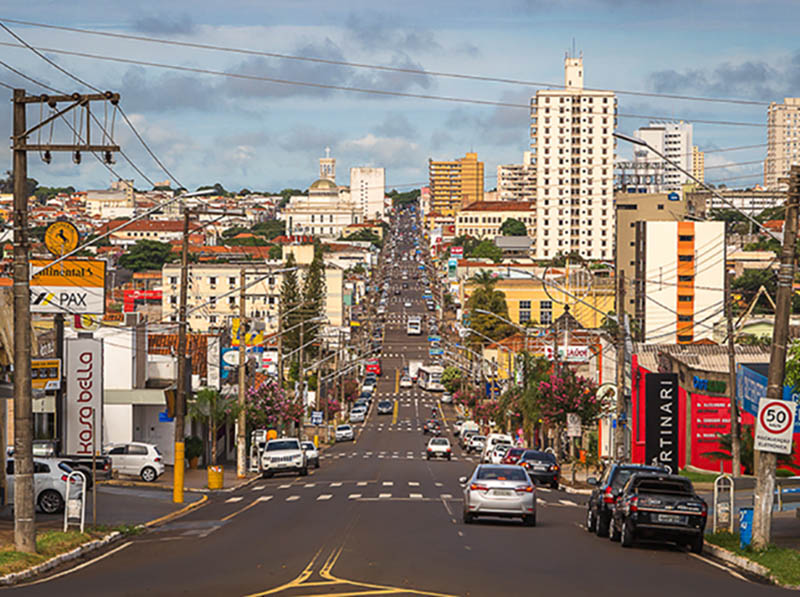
(460, 464, 536, 526)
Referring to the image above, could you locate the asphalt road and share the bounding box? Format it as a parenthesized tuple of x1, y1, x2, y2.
(4, 210, 789, 595)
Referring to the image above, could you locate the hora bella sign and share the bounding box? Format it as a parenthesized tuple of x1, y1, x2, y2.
(645, 373, 679, 474)
(65, 337, 103, 455)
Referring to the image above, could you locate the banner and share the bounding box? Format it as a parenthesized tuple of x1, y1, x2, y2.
(644, 373, 679, 473)
(65, 338, 103, 456)
(30, 259, 106, 315)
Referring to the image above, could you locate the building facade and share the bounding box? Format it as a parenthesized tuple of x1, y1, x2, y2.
(633, 121, 693, 192)
(350, 167, 386, 221)
(454, 201, 536, 239)
(692, 146, 705, 183)
(497, 151, 536, 202)
(765, 98, 800, 190)
(686, 188, 786, 213)
(428, 152, 484, 216)
(529, 54, 616, 261)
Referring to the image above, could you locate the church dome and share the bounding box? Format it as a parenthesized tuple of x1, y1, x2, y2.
(309, 178, 337, 191)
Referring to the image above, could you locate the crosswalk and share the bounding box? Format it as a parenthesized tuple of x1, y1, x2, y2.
(320, 449, 472, 461)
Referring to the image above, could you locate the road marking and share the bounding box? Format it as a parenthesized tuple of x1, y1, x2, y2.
(379, 493, 392, 498)
(357, 481, 368, 486)
(441, 496, 453, 515)
(537, 498, 547, 505)
(286, 495, 300, 501)
(689, 553, 750, 582)
(538, 487, 551, 493)
(330, 482, 342, 487)
(225, 496, 244, 503)
(348, 493, 361, 500)
(252, 485, 265, 491)
(410, 493, 423, 499)
(304, 483, 316, 488)
(435, 482, 443, 487)
(256, 496, 273, 502)
(222, 496, 272, 521)
(440, 493, 453, 499)
(16, 541, 132, 587)
(408, 481, 420, 486)
(559, 499, 579, 507)
(317, 494, 333, 501)
(382, 481, 394, 486)
(279, 484, 292, 489)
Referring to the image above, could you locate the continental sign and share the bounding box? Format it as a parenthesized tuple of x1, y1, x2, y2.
(30, 259, 106, 315)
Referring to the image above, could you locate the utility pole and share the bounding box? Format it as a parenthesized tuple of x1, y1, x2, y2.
(174, 206, 190, 504)
(237, 268, 247, 478)
(614, 270, 626, 462)
(11, 88, 118, 552)
(298, 322, 304, 438)
(752, 166, 800, 549)
(725, 267, 741, 478)
(277, 301, 283, 388)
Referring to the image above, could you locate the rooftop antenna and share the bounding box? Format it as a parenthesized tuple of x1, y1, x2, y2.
(572, 37, 575, 59)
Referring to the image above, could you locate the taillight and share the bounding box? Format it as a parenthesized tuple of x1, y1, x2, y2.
(603, 486, 615, 504)
(515, 485, 534, 493)
(470, 483, 489, 491)
(701, 503, 708, 518)
(629, 497, 639, 512)
(154, 457, 161, 463)
(550, 464, 559, 472)
(61, 475, 68, 482)
(446, 448, 451, 452)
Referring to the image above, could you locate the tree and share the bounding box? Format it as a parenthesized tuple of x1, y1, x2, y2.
(188, 388, 239, 466)
(245, 378, 302, 431)
(441, 367, 463, 394)
(280, 252, 302, 355)
(451, 235, 480, 256)
(118, 240, 174, 272)
(342, 229, 382, 248)
(705, 425, 794, 475)
(538, 369, 601, 427)
(302, 248, 326, 358)
(469, 239, 502, 262)
(467, 271, 514, 344)
(253, 219, 286, 240)
(500, 218, 527, 236)
(268, 245, 282, 260)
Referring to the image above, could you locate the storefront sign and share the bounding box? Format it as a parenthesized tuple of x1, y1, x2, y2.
(644, 373, 679, 473)
(693, 376, 726, 394)
(30, 259, 106, 314)
(65, 338, 103, 455)
(544, 345, 591, 362)
(691, 394, 731, 472)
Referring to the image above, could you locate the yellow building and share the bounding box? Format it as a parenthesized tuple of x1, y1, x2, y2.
(455, 201, 535, 239)
(428, 152, 484, 216)
(692, 146, 705, 183)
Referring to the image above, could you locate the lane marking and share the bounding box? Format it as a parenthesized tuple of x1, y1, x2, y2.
(357, 481, 368, 486)
(559, 499, 579, 507)
(225, 496, 244, 503)
(379, 493, 392, 499)
(286, 495, 300, 501)
(317, 494, 333, 501)
(256, 496, 273, 502)
(408, 481, 420, 486)
(222, 496, 271, 522)
(304, 483, 316, 488)
(330, 482, 342, 487)
(440, 494, 453, 499)
(16, 541, 132, 587)
(252, 485, 265, 491)
(689, 553, 750, 582)
(278, 484, 292, 489)
(348, 493, 361, 500)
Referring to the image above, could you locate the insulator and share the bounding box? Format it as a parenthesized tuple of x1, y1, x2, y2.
(72, 151, 81, 164)
(42, 150, 51, 164)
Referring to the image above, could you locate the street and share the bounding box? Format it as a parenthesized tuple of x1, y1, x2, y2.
(3, 210, 787, 596)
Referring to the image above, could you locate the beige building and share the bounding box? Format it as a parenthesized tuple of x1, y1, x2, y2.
(455, 201, 535, 239)
(692, 146, 704, 183)
(634, 121, 693, 191)
(530, 54, 616, 260)
(428, 152, 484, 216)
(765, 97, 800, 190)
(497, 152, 536, 202)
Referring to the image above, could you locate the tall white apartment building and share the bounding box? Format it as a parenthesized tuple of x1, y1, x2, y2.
(497, 151, 537, 201)
(633, 121, 693, 191)
(350, 167, 386, 221)
(529, 54, 616, 261)
(765, 97, 800, 190)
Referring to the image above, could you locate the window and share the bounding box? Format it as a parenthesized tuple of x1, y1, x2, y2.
(678, 315, 692, 322)
(229, 277, 236, 287)
(678, 295, 693, 302)
(540, 300, 553, 325)
(209, 276, 217, 287)
(210, 296, 216, 308)
(519, 300, 531, 323)
(678, 255, 693, 262)
(678, 275, 693, 282)
(108, 446, 126, 455)
(678, 335, 693, 343)
(128, 445, 148, 455)
(169, 276, 178, 285)
(657, 204, 664, 210)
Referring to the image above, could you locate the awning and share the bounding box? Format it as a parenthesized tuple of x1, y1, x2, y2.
(104, 389, 166, 406)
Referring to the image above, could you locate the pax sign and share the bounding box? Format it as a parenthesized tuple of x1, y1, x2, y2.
(65, 338, 103, 456)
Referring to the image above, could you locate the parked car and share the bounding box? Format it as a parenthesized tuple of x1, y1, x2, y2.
(467, 435, 486, 454)
(460, 464, 536, 526)
(501, 447, 527, 466)
(399, 375, 413, 389)
(518, 450, 560, 488)
(300, 441, 320, 469)
(609, 473, 707, 553)
(441, 392, 453, 404)
(426, 437, 452, 460)
(6, 458, 81, 514)
(260, 438, 307, 478)
(586, 463, 668, 537)
(335, 425, 355, 442)
(350, 407, 367, 423)
(106, 442, 165, 482)
(377, 400, 393, 415)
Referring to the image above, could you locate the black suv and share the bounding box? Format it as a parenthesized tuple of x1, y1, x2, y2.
(586, 463, 667, 537)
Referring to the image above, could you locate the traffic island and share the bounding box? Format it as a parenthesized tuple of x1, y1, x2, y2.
(705, 531, 800, 588)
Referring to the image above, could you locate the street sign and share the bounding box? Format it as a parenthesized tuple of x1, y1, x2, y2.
(31, 358, 61, 390)
(65, 337, 103, 456)
(755, 398, 796, 454)
(44, 221, 80, 257)
(311, 410, 323, 425)
(544, 345, 591, 362)
(429, 348, 443, 356)
(667, 191, 680, 201)
(428, 335, 441, 343)
(30, 259, 106, 314)
(567, 413, 581, 437)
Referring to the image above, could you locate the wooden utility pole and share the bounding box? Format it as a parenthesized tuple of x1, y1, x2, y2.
(614, 270, 626, 462)
(725, 268, 741, 478)
(298, 322, 305, 438)
(237, 269, 247, 478)
(753, 166, 800, 549)
(11, 89, 118, 552)
(174, 207, 190, 504)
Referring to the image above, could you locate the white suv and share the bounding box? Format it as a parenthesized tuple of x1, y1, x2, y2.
(261, 438, 307, 478)
(335, 425, 354, 442)
(107, 442, 165, 482)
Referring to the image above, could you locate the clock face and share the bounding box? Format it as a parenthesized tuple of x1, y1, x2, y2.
(44, 221, 80, 257)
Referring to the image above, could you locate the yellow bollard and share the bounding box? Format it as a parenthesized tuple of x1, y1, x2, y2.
(173, 441, 185, 503)
(314, 434, 319, 448)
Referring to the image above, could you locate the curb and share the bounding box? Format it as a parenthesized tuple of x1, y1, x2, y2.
(702, 541, 777, 584)
(0, 531, 122, 587)
(100, 474, 261, 494)
(560, 484, 592, 496)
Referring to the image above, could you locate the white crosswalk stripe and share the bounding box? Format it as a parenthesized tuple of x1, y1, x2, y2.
(410, 493, 423, 499)
(252, 485, 265, 491)
(286, 495, 300, 501)
(559, 499, 579, 507)
(348, 493, 362, 500)
(256, 496, 273, 503)
(317, 494, 333, 501)
(225, 496, 243, 503)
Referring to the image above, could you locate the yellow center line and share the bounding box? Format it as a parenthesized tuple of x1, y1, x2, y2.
(392, 400, 398, 425)
(438, 401, 447, 425)
(221, 497, 266, 522)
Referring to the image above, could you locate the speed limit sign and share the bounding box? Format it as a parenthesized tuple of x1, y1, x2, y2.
(755, 399, 797, 454)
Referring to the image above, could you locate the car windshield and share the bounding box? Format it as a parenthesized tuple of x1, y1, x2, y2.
(337, 426, 350, 431)
(431, 439, 449, 446)
(634, 477, 694, 496)
(266, 440, 299, 451)
(476, 466, 527, 482)
(523, 450, 556, 462)
(472, 436, 485, 442)
(612, 466, 666, 490)
(301, 443, 315, 450)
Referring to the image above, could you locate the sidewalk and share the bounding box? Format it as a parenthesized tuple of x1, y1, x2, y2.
(103, 464, 258, 492)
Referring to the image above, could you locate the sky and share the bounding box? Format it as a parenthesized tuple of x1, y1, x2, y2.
(0, 0, 797, 194)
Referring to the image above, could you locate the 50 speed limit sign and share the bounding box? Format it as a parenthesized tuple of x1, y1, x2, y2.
(755, 399, 797, 455)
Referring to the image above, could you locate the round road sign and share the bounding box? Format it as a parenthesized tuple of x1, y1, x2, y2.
(759, 400, 793, 435)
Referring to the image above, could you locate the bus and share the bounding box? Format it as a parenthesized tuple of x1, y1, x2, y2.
(418, 365, 445, 392)
(406, 316, 422, 336)
(365, 358, 382, 376)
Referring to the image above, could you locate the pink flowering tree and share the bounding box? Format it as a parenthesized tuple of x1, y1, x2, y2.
(246, 378, 303, 433)
(538, 369, 601, 426)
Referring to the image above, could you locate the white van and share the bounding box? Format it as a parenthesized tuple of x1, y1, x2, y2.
(481, 433, 513, 463)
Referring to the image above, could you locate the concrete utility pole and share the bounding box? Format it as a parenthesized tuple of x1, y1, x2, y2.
(237, 269, 247, 478)
(724, 267, 741, 478)
(298, 322, 305, 438)
(752, 166, 800, 549)
(11, 88, 119, 552)
(174, 206, 190, 504)
(614, 270, 626, 462)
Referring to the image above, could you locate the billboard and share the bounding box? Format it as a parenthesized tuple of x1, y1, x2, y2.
(31, 358, 61, 391)
(644, 373, 679, 473)
(30, 259, 106, 315)
(65, 337, 103, 456)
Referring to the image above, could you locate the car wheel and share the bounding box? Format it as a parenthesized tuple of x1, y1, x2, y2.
(462, 511, 474, 524)
(586, 507, 597, 533)
(609, 519, 621, 542)
(621, 520, 634, 548)
(314, 459, 320, 469)
(523, 513, 536, 527)
(299, 466, 308, 476)
(262, 470, 273, 478)
(426, 455, 430, 460)
(38, 489, 64, 514)
(551, 480, 559, 490)
(140, 466, 157, 482)
(595, 513, 610, 537)
(75, 469, 92, 489)
(690, 535, 704, 554)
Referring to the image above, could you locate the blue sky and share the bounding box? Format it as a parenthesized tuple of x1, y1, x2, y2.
(0, 0, 796, 193)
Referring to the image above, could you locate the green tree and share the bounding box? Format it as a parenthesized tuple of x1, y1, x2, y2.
(280, 252, 302, 355)
(499, 218, 527, 236)
(467, 271, 514, 344)
(302, 248, 326, 359)
(441, 367, 463, 394)
(470, 239, 503, 262)
(451, 235, 479, 256)
(253, 219, 286, 240)
(342, 229, 382, 248)
(118, 240, 174, 272)
(188, 388, 239, 466)
(268, 245, 283, 260)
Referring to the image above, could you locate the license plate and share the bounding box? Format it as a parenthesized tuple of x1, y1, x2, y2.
(656, 514, 687, 524)
(493, 489, 513, 497)
(534, 465, 547, 471)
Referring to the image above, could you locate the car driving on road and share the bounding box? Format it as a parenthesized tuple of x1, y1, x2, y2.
(335, 425, 354, 442)
(261, 438, 307, 478)
(426, 437, 452, 460)
(467, 434, 486, 454)
(300, 441, 320, 469)
(349, 406, 367, 423)
(377, 400, 393, 415)
(460, 464, 536, 526)
(400, 375, 413, 388)
(518, 450, 560, 489)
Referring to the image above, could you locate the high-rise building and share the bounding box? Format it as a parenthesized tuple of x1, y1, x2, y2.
(692, 146, 705, 184)
(428, 152, 484, 216)
(633, 121, 693, 191)
(764, 97, 800, 190)
(529, 54, 616, 260)
(350, 167, 385, 221)
(497, 151, 536, 201)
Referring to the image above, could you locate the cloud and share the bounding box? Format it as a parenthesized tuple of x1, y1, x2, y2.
(339, 133, 422, 168)
(374, 113, 418, 139)
(117, 67, 217, 112)
(345, 14, 442, 53)
(132, 13, 197, 36)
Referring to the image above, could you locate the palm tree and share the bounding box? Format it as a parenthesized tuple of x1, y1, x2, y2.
(188, 389, 239, 466)
(470, 270, 497, 293)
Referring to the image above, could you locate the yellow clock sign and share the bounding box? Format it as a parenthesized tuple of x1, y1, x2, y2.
(44, 221, 80, 257)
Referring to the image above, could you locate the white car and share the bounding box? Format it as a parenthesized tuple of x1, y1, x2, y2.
(300, 441, 320, 469)
(426, 437, 452, 460)
(441, 392, 453, 404)
(403, 300, 412, 308)
(400, 375, 413, 388)
(6, 457, 83, 514)
(489, 445, 511, 464)
(335, 425, 355, 442)
(261, 438, 307, 478)
(362, 380, 376, 395)
(350, 407, 367, 423)
(106, 442, 165, 482)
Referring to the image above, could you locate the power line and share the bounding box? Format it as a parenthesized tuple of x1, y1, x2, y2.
(0, 17, 769, 107)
